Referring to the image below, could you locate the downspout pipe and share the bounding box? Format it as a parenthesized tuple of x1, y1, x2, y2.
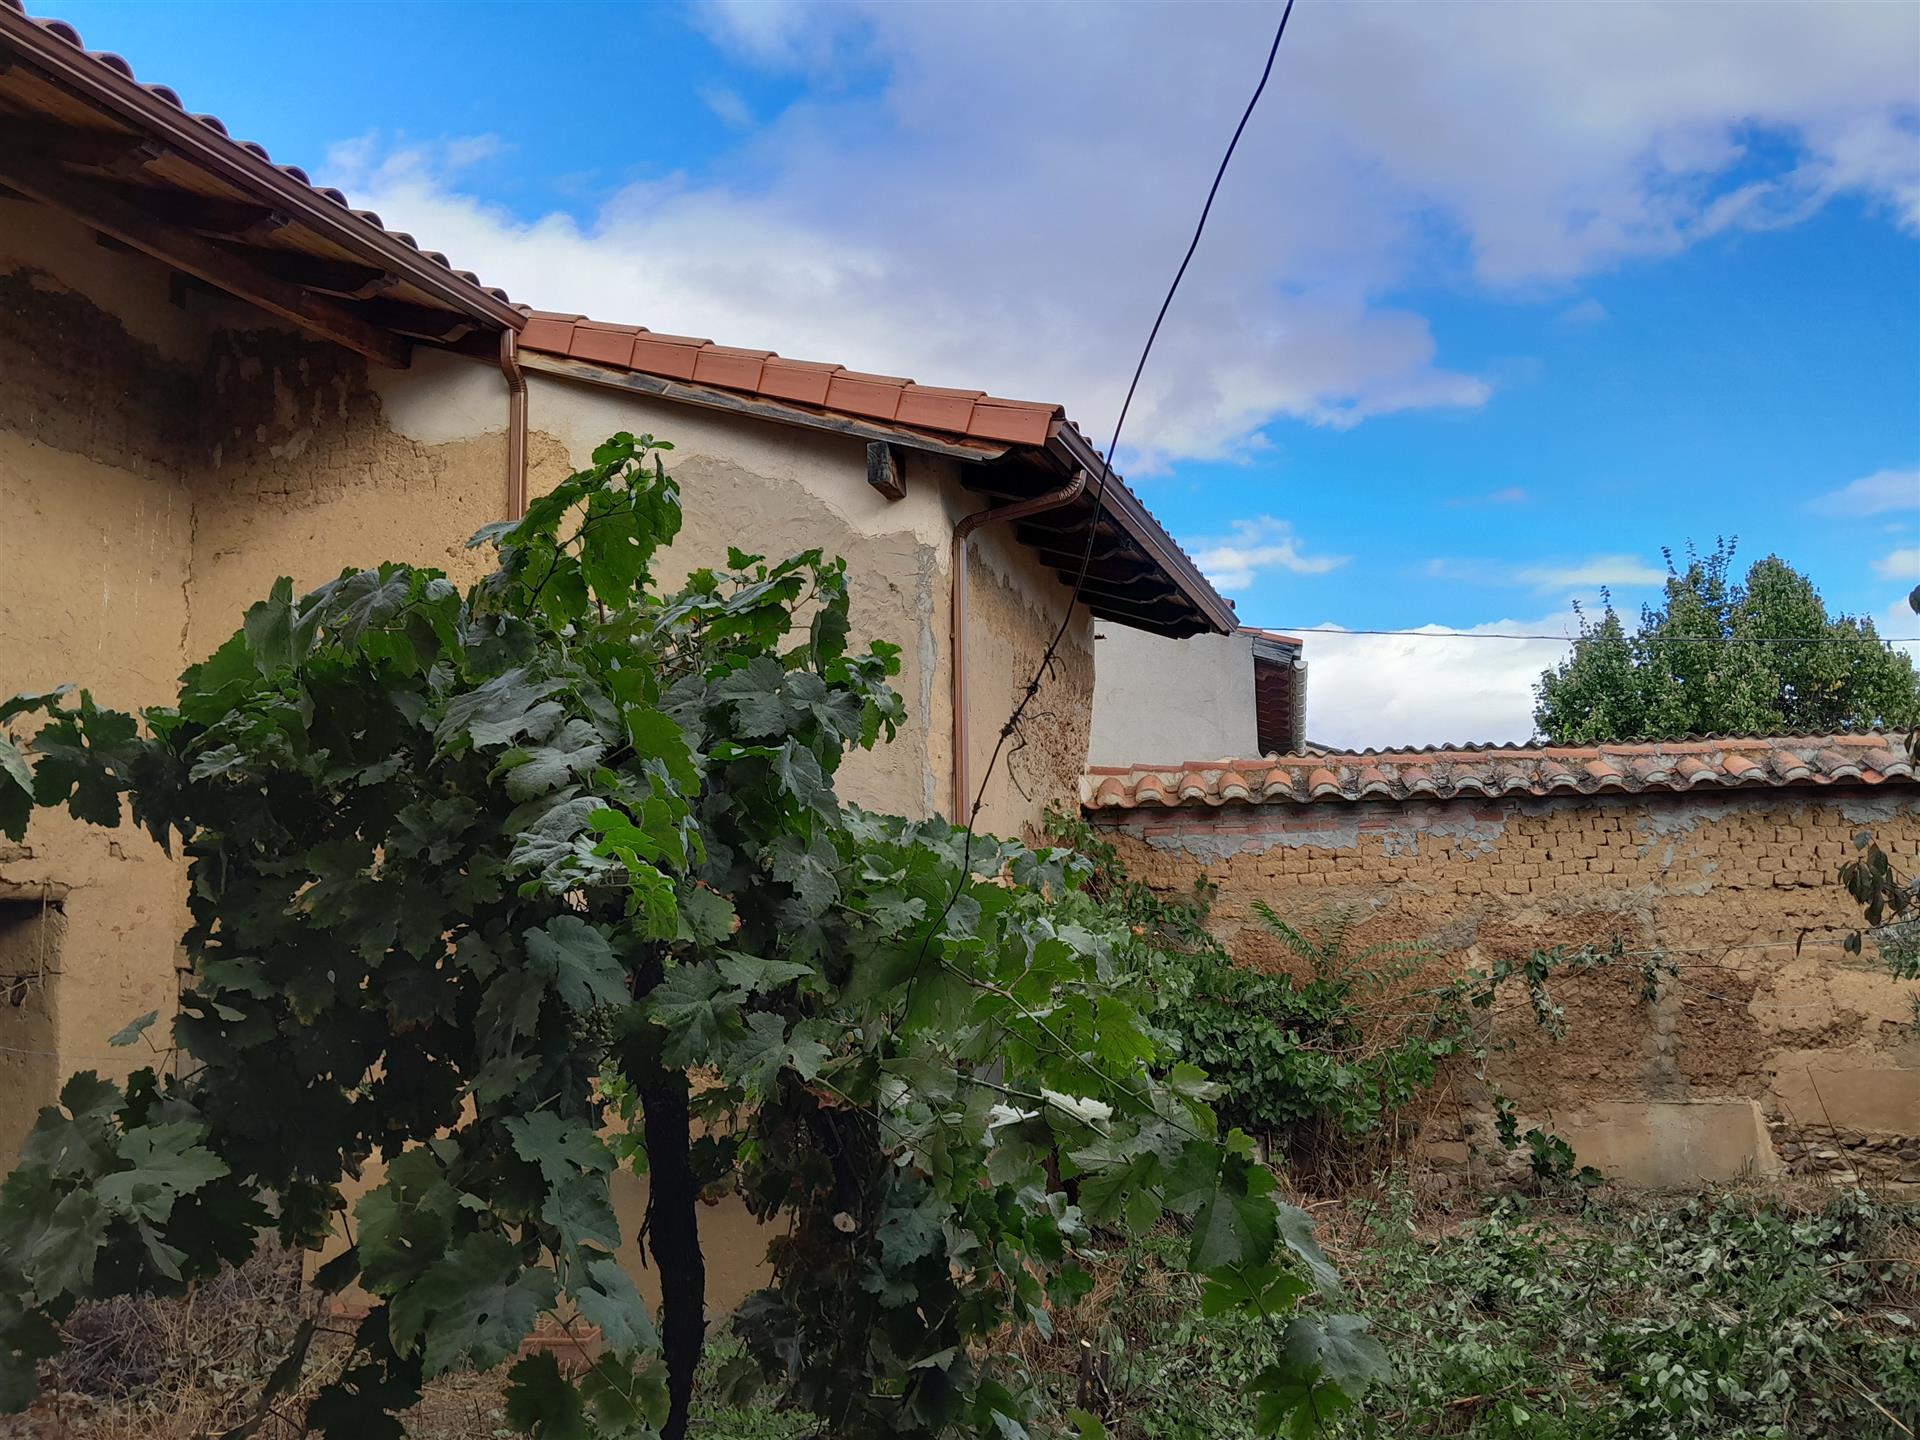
(950, 468, 1090, 821)
(500, 328, 529, 519)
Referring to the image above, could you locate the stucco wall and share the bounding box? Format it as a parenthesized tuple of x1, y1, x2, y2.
(1092, 787, 1920, 1189)
(1089, 628, 1257, 767)
(0, 203, 199, 1159)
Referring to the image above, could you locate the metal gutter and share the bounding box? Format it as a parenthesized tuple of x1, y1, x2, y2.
(950, 470, 1090, 820)
(499, 329, 529, 519)
(1047, 422, 1237, 635)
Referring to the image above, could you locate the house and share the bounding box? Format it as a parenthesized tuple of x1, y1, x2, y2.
(1089, 624, 1306, 765)
(0, 0, 1232, 1205)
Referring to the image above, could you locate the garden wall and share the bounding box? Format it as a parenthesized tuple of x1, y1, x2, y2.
(1083, 738, 1920, 1190)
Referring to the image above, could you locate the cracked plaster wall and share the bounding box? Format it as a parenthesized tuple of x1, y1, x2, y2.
(1094, 786, 1920, 1188)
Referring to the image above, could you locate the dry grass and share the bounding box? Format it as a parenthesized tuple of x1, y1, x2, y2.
(0, 1250, 516, 1440)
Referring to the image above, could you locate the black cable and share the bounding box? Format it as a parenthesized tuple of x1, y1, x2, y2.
(905, 2, 1296, 1009)
(976, 0, 1296, 836)
(1244, 627, 1920, 644)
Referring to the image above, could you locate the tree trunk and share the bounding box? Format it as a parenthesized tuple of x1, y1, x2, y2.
(643, 1081, 704, 1440)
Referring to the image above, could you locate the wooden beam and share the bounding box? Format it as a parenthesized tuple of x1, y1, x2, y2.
(1022, 533, 1145, 567)
(216, 245, 398, 300)
(0, 16, 525, 332)
(866, 441, 907, 500)
(1035, 556, 1160, 590)
(1080, 593, 1202, 631)
(0, 119, 163, 176)
(0, 151, 410, 367)
(1062, 575, 1191, 611)
(134, 188, 286, 237)
(357, 298, 476, 344)
(0, 119, 314, 245)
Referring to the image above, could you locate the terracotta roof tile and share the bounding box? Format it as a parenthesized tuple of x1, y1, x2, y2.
(1082, 734, 1918, 810)
(757, 355, 842, 406)
(570, 322, 644, 367)
(966, 399, 1059, 446)
(514, 309, 1065, 449)
(691, 345, 774, 391)
(518, 315, 579, 353)
(824, 371, 908, 421)
(895, 385, 982, 432)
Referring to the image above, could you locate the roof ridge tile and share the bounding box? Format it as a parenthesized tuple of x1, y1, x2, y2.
(1083, 731, 1917, 810)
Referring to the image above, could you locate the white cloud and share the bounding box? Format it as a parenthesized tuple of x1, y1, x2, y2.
(1302, 613, 1584, 749)
(317, 2, 1919, 470)
(1447, 486, 1530, 507)
(1883, 597, 1920, 665)
(1808, 467, 1920, 516)
(1874, 547, 1920, 580)
(1515, 554, 1667, 591)
(699, 85, 754, 130)
(1560, 298, 1608, 325)
(1186, 517, 1346, 591)
(1424, 553, 1666, 591)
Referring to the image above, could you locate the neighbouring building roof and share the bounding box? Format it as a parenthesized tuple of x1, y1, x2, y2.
(0, 2, 524, 365)
(517, 313, 1237, 638)
(1246, 629, 1306, 757)
(1082, 734, 1919, 810)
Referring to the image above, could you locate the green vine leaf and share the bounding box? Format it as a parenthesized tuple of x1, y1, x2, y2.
(390, 1232, 557, 1376)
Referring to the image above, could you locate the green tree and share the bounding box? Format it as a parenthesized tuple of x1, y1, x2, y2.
(0, 435, 1381, 1439)
(1535, 539, 1919, 743)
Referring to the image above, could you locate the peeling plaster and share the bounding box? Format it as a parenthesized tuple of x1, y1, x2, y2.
(1382, 813, 1505, 858)
(1137, 807, 1506, 862)
(1839, 795, 1912, 825)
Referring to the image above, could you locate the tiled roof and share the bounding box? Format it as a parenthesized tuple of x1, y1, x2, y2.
(0, 3, 518, 316)
(1082, 734, 1918, 810)
(515, 310, 1239, 637)
(517, 312, 1063, 447)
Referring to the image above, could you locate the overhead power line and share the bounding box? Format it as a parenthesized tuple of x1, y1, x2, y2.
(903, 3, 1296, 1010)
(1257, 626, 1920, 644)
(976, 0, 1297, 826)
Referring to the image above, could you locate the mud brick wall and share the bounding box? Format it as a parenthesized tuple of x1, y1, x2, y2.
(1089, 786, 1920, 1189)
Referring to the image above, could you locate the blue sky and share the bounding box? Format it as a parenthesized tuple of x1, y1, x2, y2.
(49, 0, 1920, 743)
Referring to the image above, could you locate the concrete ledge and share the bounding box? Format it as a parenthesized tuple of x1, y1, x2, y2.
(1558, 1099, 1781, 1187)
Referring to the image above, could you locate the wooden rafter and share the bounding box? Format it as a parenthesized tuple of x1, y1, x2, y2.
(0, 149, 410, 367)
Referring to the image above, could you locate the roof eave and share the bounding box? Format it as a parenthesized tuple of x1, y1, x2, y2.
(0, 7, 523, 333)
(1048, 422, 1237, 635)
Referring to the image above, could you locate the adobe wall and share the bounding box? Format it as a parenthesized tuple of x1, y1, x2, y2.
(0, 202, 199, 1160)
(0, 204, 517, 1159)
(199, 353, 1100, 841)
(1091, 786, 1920, 1189)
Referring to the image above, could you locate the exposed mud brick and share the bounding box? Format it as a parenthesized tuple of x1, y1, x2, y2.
(1090, 785, 1920, 1185)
